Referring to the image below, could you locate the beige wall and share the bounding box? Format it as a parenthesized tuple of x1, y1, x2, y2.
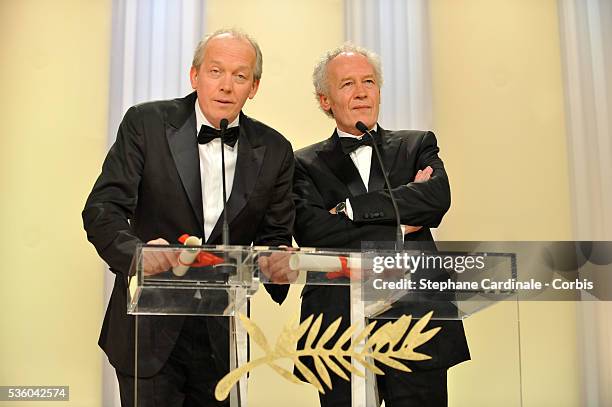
(0, 1, 111, 406)
(430, 0, 579, 406)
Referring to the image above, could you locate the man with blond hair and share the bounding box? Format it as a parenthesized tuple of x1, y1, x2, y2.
(292, 44, 470, 406)
(83, 29, 293, 406)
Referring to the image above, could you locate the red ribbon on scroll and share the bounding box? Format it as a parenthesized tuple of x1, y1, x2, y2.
(177, 234, 224, 267)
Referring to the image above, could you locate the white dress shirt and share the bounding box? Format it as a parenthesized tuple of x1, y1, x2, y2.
(336, 125, 378, 219)
(195, 100, 239, 241)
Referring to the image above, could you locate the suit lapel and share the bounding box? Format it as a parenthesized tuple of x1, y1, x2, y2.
(316, 131, 367, 197)
(367, 129, 385, 192)
(206, 116, 266, 244)
(368, 126, 401, 192)
(166, 93, 204, 235)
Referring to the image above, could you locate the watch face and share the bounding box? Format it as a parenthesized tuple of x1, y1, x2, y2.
(336, 202, 346, 213)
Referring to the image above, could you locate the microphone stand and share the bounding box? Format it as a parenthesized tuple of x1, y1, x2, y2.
(219, 118, 230, 247)
(219, 119, 244, 407)
(355, 121, 403, 250)
(217, 118, 237, 281)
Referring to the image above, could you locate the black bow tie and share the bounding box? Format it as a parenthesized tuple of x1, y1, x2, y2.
(197, 125, 240, 147)
(339, 132, 377, 155)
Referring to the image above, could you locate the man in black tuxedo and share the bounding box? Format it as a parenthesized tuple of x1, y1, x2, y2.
(292, 44, 470, 406)
(83, 29, 293, 406)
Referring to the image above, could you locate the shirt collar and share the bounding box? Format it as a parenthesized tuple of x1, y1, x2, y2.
(336, 123, 378, 139)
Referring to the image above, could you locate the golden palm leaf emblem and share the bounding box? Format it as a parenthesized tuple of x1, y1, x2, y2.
(215, 311, 440, 401)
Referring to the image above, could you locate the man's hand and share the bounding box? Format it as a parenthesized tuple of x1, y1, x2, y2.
(258, 246, 299, 283)
(402, 166, 433, 234)
(414, 166, 433, 183)
(143, 238, 180, 276)
(402, 225, 423, 234)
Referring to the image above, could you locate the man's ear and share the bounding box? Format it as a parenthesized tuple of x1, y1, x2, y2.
(248, 79, 260, 99)
(189, 66, 198, 89)
(318, 93, 331, 112)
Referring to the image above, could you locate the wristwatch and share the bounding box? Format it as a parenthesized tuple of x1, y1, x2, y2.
(335, 201, 347, 216)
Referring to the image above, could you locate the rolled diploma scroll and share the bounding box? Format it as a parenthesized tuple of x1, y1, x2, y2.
(172, 235, 202, 276)
(288, 253, 361, 272)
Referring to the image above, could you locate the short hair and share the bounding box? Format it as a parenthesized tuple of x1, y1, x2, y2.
(192, 28, 263, 81)
(312, 43, 383, 117)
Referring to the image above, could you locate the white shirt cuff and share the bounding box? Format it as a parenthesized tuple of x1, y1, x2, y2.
(345, 198, 354, 220)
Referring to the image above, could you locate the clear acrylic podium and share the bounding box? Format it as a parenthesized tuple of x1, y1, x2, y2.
(127, 243, 521, 407)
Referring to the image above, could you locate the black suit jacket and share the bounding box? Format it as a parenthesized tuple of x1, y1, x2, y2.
(293, 127, 470, 371)
(83, 92, 293, 376)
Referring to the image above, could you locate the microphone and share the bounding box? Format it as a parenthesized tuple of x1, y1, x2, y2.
(355, 121, 403, 249)
(219, 118, 230, 247)
(215, 118, 237, 281)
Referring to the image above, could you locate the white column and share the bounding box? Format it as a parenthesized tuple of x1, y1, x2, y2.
(344, 0, 433, 130)
(558, 1, 612, 405)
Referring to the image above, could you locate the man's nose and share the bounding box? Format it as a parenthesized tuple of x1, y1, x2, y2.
(219, 74, 233, 93)
(354, 82, 367, 98)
